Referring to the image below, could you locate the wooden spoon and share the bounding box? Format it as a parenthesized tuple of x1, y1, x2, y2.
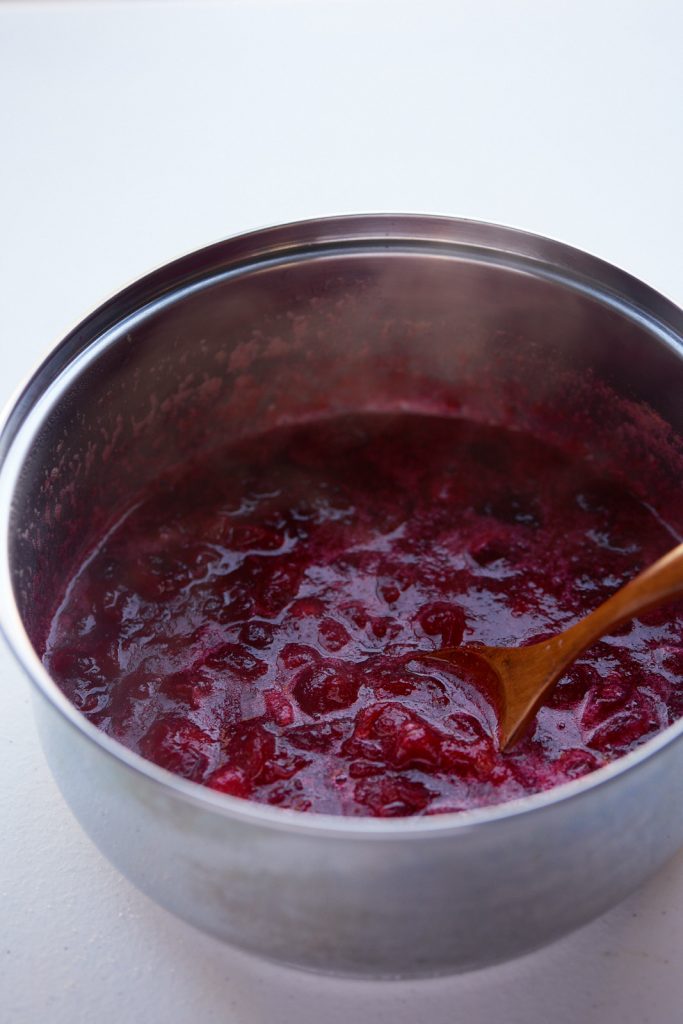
(431, 542, 683, 750)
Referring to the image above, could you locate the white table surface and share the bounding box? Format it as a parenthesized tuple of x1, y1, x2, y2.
(1, 1, 682, 1020)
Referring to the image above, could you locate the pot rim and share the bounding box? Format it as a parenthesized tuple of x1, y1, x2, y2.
(2, 212, 683, 840)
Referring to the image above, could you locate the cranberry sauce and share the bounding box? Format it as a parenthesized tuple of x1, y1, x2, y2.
(44, 414, 683, 816)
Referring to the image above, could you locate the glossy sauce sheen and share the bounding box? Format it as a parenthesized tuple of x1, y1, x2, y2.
(45, 414, 683, 816)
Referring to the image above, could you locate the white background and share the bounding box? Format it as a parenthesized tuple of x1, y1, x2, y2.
(1, 1, 682, 1021)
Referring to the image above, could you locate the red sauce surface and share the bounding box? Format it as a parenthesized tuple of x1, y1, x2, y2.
(44, 414, 683, 816)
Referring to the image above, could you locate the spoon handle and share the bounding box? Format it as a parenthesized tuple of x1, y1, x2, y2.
(547, 541, 683, 669)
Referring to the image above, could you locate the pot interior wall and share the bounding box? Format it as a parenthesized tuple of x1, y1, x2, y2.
(8, 249, 683, 649)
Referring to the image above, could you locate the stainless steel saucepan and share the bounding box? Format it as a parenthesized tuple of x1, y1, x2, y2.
(1, 216, 682, 977)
